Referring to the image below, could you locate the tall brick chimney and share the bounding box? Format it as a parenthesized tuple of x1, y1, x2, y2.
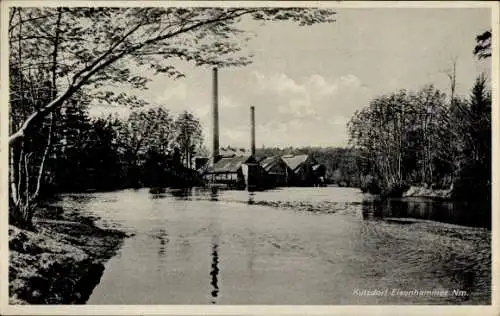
(250, 106, 256, 156)
(212, 67, 219, 162)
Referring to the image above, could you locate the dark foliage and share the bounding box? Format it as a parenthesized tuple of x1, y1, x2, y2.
(44, 108, 205, 194)
(474, 30, 491, 59)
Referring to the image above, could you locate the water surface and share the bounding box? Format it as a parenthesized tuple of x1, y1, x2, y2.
(57, 187, 490, 305)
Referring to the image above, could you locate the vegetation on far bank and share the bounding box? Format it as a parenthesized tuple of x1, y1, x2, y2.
(349, 75, 491, 200)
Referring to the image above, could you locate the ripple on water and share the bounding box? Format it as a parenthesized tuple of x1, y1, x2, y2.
(57, 187, 490, 305)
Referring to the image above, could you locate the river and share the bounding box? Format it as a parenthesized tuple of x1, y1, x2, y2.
(55, 186, 491, 305)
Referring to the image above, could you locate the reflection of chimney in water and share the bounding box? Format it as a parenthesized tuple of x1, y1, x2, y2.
(212, 67, 219, 162)
(250, 106, 255, 156)
(210, 239, 219, 304)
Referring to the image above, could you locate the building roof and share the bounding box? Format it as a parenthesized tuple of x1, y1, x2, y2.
(259, 156, 283, 172)
(207, 155, 253, 173)
(282, 154, 309, 171)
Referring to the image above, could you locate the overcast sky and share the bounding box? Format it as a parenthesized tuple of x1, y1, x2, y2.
(89, 8, 491, 149)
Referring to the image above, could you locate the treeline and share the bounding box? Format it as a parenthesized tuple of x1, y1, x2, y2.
(48, 105, 205, 193)
(348, 76, 491, 201)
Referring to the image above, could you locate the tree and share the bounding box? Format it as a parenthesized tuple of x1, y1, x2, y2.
(174, 111, 203, 169)
(9, 64, 54, 227)
(9, 7, 65, 227)
(442, 56, 458, 105)
(84, 116, 124, 190)
(8, 6, 336, 228)
(452, 74, 491, 201)
(8, 7, 336, 146)
(412, 85, 449, 186)
(347, 85, 450, 195)
(48, 93, 92, 192)
(116, 107, 175, 185)
(197, 145, 210, 158)
(474, 30, 491, 59)
(347, 91, 408, 192)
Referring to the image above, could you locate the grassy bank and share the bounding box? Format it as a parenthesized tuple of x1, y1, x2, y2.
(9, 203, 131, 304)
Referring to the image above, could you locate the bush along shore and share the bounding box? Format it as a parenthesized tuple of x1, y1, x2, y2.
(9, 204, 131, 304)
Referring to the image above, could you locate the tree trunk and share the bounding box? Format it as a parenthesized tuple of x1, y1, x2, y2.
(9, 142, 36, 230)
(9, 9, 62, 230)
(9, 146, 19, 206)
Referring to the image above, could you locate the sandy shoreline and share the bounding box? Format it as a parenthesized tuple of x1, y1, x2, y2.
(8, 203, 131, 304)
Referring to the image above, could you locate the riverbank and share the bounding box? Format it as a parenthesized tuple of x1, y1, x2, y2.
(402, 186, 453, 199)
(9, 203, 131, 304)
(361, 183, 454, 200)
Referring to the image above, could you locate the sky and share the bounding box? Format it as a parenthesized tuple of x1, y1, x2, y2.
(89, 7, 491, 150)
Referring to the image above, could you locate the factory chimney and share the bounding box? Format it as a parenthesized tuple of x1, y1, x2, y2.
(212, 67, 219, 162)
(250, 106, 256, 156)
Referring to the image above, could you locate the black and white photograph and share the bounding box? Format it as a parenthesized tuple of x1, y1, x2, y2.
(1, 1, 498, 314)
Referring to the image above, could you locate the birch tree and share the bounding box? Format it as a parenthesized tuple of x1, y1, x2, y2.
(9, 7, 65, 227)
(347, 86, 449, 194)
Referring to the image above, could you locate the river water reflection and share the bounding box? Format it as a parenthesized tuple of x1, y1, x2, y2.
(57, 187, 490, 305)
